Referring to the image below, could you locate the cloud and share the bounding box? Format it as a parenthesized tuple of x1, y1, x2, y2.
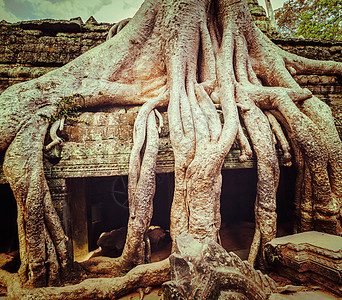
(1, 0, 286, 24)
(2, 0, 119, 23)
(94, 0, 144, 23)
(87, 0, 112, 16)
(0, 0, 20, 22)
(32, 0, 113, 20)
(123, 0, 143, 10)
(123, 0, 134, 10)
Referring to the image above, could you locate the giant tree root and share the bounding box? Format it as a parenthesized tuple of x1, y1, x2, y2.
(1, 0, 342, 295)
(2, 259, 170, 299)
(2, 114, 71, 287)
(163, 233, 278, 300)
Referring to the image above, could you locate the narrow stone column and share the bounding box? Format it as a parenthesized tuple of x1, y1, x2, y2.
(47, 178, 74, 261)
(66, 178, 90, 262)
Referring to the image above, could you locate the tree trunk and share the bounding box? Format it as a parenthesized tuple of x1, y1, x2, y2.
(0, 0, 342, 297)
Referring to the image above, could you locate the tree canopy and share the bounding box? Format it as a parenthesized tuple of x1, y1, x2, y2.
(275, 0, 342, 40)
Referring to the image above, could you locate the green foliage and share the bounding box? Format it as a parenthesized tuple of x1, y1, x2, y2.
(264, 245, 282, 264)
(0, 25, 21, 34)
(275, 0, 342, 41)
(39, 93, 86, 124)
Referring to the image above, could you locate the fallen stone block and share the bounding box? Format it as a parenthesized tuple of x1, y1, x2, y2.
(163, 232, 278, 300)
(265, 231, 342, 296)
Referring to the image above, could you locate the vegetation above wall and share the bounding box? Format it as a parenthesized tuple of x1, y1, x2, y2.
(275, 0, 342, 41)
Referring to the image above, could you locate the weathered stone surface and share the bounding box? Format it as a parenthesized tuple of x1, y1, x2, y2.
(162, 233, 278, 299)
(97, 227, 127, 258)
(41, 110, 275, 180)
(94, 226, 169, 259)
(0, 251, 20, 272)
(66, 178, 89, 262)
(0, 92, 338, 184)
(265, 231, 342, 296)
(0, 68, 340, 184)
(0, 109, 255, 183)
(275, 38, 342, 62)
(0, 64, 57, 80)
(0, 19, 111, 79)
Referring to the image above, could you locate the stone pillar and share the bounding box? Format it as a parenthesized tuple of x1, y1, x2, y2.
(47, 178, 73, 261)
(67, 178, 90, 262)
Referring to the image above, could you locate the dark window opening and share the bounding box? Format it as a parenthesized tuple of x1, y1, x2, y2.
(0, 184, 20, 273)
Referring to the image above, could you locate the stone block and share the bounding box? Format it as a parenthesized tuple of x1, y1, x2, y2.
(265, 231, 342, 296)
(163, 233, 278, 299)
(330, 46, 342, 54)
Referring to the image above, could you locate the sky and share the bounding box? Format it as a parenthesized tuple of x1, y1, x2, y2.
(0, 0, 287, 24)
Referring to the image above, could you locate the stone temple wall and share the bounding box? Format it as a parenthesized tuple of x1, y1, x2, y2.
(0, 17, 111, 94)
(1, 13, 342, 180)
(1, 0, 339, 94)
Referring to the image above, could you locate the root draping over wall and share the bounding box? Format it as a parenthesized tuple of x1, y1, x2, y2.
(0, 0, 342, 298)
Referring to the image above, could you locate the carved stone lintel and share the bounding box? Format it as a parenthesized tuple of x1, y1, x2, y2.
(265, 231, 342, 296)
(162, 233, 278, 300)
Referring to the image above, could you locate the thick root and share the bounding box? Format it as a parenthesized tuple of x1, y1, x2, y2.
(236, 123, 253, 163)
(239, 103, 279, 265)
(265, 111, 292, 166)
(128, 94, 168, 217)
(3, 115, 70, 287)
(8, 259, 170, 300)
(243, 12, 342, 236)
(83, 108, 161, 273)
(106, 18, 131, 40)
(45, 118, 65, 150)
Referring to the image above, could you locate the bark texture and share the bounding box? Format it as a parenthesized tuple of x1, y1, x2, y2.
(163, 233, 278, 299)
(0, 0, 342, 297)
